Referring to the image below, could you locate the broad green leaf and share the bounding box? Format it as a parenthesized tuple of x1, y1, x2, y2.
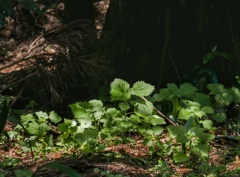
(212, 112, 227, 123)
(198, 132, 215, 143)
(0, 172, 5, 177)
(110, 78, 131, 101)
(168, 125, 189, 143)
(187, 101, 201, 111)
(20, 114, 35, 124)
(132, 81, 155, 97)
(89, 100, 103, 111)
(178, 109, 194, 120)
(150, 115, 166, 125)
(201, 106, 214, 114)
(39, 122, 51, 131)
(26, 122, 39, 135)
(194, 93, 211, 107)
(93, 111, 103, 119)
(64, 118, 73, 126)
(76, 126, 85, 134)
(192, 144, 209, 158)
(168, 125, 187, 136)
(173, 152, 189, 162)
(97, 144, 106, 151)
(145, 139, 153, 146)
(146, 129, 153, 135)
(57, 123, 68, 132)
(35, 111, 48, 119)
(167, 83, 178, 93)
(130, 114, 140, 124)
(119, 102, 130, 111)
(69, 103, 86, 119)
(153, 88, 171, 101)
(84, 129, 99, 139)
(215, 91, 233, 106)
(231, 87, 240, 103)
(135, 100, 153, 115)
(15, 169, 34, 177)
(179, 83, 197, 98)
(43, 162, 81, 177)
(207, 84, 225, 94)
(152, 125, 164, 135)
(200, 120, 213, 130)
(194, 110, 206, 118)
(49, 111, 62, 123)
(80, 118, 92, 128)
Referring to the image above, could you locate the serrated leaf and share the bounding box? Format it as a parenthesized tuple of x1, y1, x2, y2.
(150, 115, 166, 125)
(167, 83, 178, 92)
(167, 125, 189, 143)
(200, 120, 213, 130)
(119, 102, 130, 111)
(132, 81, 155, 97)
(69, 103, 86, 119)
(207, 84, 225, 94)
(194, 93, 211, 107)
(231, 87, 240, 103)
(89, 100, 103, 111)
(215, 91, 233, 106)
(179, 83, 197, 98)
(43, 162, 81, 177)
(173, 152, 189, 162)
(20, 114, 35, 124)
(49, 111, 62, 124)
(178, 109, 194, 120)
(212, 112, 227, 123)
(35, 111, 48, 119)
(201, 106, 214, 114)
(130, 114, 140, 124)
(192, 144, 209, 158)
(194, 110, 206, 118)
(110, 78, 131, 101)
(198, 132, 215, 143)
(153, 88, 171, 101)
(39, 122, 51, 131)
(135, 100, 153, 115)
(152, 125, 164, 135)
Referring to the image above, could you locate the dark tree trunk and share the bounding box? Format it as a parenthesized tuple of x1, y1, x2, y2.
(101, 0, 173, 86)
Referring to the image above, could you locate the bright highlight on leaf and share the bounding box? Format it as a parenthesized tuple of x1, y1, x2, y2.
(132, 81, 155, 97)
(110, 78, 131, 101)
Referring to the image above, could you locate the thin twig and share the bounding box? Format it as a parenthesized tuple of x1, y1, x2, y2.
(169, 49, 181, 83)
(141, 97, 177, 125)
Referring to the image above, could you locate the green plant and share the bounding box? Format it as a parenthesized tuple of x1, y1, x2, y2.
(153, 83, 215, 162)
(56, 79, 166, 154)
(182, 45, 232, 91)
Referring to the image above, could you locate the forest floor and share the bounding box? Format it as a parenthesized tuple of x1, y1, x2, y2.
(1, 121, 240, 177)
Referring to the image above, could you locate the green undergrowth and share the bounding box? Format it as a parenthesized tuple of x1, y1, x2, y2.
(0, 78, 240, 176)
